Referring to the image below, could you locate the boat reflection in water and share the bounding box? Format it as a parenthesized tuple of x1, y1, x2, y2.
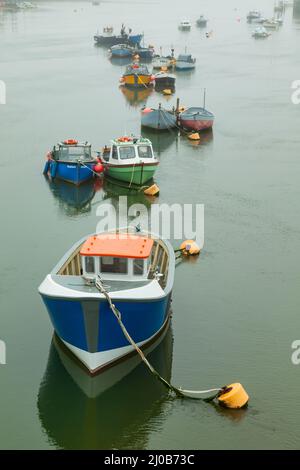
(109, 56, 132, 67)
(45, 176, 103, 216)
(141, 127, 177, 155)
(120, 85, 153, 107)
(37, 323, 173, 449)
(103, 177, 155, 207)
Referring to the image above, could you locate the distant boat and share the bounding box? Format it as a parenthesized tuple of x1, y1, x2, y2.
(196, 15, 208, 27)
(141, 105, 177, 130)
(101, 136, 159, 185)
(179, 20, 192, 30)
(43, 140, 101, 186)
(152, 56, 175, 70)
(94, 25, 143, 47)
(110, 44, 134, 58)
(121, 63, 154, 88)
(252, 26, 270, 38)
(154, 70, 176, 91)
(247, 10, 262, 21)
(175, 53, 196, 71)
(132, 46, 155, 60)
(262, 18, 279, 29)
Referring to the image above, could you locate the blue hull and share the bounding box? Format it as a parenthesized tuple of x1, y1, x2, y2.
(48, 160, 95, 185)
(111, 49, 133, 57)
(41, 294, 171, 354)
(141, 109, 177, 130)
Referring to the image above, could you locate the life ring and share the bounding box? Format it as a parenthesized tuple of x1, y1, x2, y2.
(64, 139, 78, 145)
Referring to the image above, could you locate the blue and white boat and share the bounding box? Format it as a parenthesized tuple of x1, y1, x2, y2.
(141, 104, 177, 130)
(132, 46, 155, 60)
(175, 53, 196, 71)
(110, 44, 134, 58)
(43, 140, 100, 186)
(39, 227, 175, 374)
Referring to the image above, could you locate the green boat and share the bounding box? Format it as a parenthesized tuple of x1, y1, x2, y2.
(101, 136, 159, 186)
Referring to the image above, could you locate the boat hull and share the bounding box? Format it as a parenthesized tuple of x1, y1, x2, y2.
(175, 62, 195, 71)
(123, 74, 153, 88)
(40, 293, 171, 373)
(94, 34, 143, 47)
(180, 118, 214, 131)
(106, 162, 158, 184)
(111, 48, 133, 58)
(141, 109, 177, 130)
(47, 160, 95, 185)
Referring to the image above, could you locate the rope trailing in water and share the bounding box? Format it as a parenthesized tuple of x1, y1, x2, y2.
(94, 275, 223, 401)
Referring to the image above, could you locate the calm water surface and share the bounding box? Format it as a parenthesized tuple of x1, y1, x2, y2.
(0, 0, 300, 450)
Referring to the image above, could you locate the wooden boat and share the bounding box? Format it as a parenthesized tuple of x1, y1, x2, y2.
(178, 20, 192, 30)
(43, 140, 101, 186)
(196, 15, 208, 27)
(121, 63, 154, 88)
(141, 105, 177, 130)
(110, 44, 134, 58)
(154, 70, 176, 91)
(179, 107, 214, 131)
(101, 136, 159, 184)
(175, 53, 196, 71)
(94, 25, 143, 48)
(39, 227, 174, 374)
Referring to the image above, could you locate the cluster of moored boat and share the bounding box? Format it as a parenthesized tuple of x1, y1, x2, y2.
(247, 4, 286, 39)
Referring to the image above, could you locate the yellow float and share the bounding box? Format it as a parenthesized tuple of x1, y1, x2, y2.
(218, 383, 249, 409)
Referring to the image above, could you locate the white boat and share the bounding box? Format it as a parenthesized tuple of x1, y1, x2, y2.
(39, 227, 175, 374)
(252, 26, 270, 38)
(247, 10, 262, 21)
(179, 20, 192, 30)
(196, 15, 208, 27)
(262, 18, 279, 29)
(152, 56, 175, 70)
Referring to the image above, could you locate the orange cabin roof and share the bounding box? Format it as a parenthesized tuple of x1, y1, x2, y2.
(80, 234, 154, 259)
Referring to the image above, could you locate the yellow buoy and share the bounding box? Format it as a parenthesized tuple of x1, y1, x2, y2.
(179, 240, 201, 256)
(161, 66, 168, 72)
(144, 184, 160, 196)
(188, 132, 201, 141)
(218, 383, 249, 409)
(163, 89, 172, 96)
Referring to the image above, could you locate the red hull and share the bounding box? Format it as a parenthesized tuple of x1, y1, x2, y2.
(180, 118, 214, 131)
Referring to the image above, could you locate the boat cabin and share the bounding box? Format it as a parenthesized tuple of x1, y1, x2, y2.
(102, 137, 156, 163)
(52, 140, 92, 163)
(177, 54, 195, 64)
(80, 234, 154, 281)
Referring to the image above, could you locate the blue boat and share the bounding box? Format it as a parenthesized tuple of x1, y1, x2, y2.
(94, 25, 143, 48)
(43, 140, 100, 186)
(132, 46, 155, 60)
(175, 53, 196, 71)
(110, 44, 134, 58)
(141, 104, 177, 130)
(39, 227, 175, 374)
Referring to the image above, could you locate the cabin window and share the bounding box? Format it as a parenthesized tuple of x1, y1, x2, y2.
(138, 146, 153, 159)
(119, 146, 136, 160)
(59, 146, 91, 162)
(112, 145, 118, 160)
(85, 257, 95, 274)
(100, 257, 128, 274)
(133, 258, 144, 275)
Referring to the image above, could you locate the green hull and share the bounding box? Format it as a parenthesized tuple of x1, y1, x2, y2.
(106, 164, 158, 185)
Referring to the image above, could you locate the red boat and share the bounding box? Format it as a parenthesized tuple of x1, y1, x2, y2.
(179, 107, 215, 131)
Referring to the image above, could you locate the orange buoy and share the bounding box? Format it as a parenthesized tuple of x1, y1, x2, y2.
(218, 383, 249, 409)
(144, 184, 160, 196)
(179, 240, 201, 256)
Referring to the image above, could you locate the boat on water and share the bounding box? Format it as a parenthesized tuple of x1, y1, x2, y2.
(179, 107, 214, 131)
(154, 70, 176, 91)
(152, 55, 176, 70)
(110, 44, 134, 58)
(179, 19, 192, 30)
(247, 10, 262, 21)
(196, 15, 208, 27)
(132, 46, 155, 60)
(39, 227, 174, 374)
(141, 104, 177, 130)
(101, 136, 159, 184)
(262, 18, 279, 29)
(252, 26, 270, 38)
(175, 53, 196, 71)
(121, 63, 154, 88)
(94, 25, 143, 47)
(43, 140, 102, 186)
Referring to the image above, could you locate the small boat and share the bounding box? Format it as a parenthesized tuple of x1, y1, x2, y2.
(141, 105, 177, 130)
(132, 44, 155, 60)
(121, 63, 154, 88)
(101, 136, 159, 184)
(154, 70, 176, 91)
(252, 26, 270, 38)
(179, 20, 192, 30)
(262, 18, 279, 29)
(43, 140, 100, 186)
(94, 25, 143, 48)
(175, 53, 196, 71)
(39, 227, 174, 373)
(196, 15, 208, 27)
(247, 10, 262, 21)
(110, 44, 134, 58)
(152, 55, 175, 70)
(179, 102, 214, 131)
